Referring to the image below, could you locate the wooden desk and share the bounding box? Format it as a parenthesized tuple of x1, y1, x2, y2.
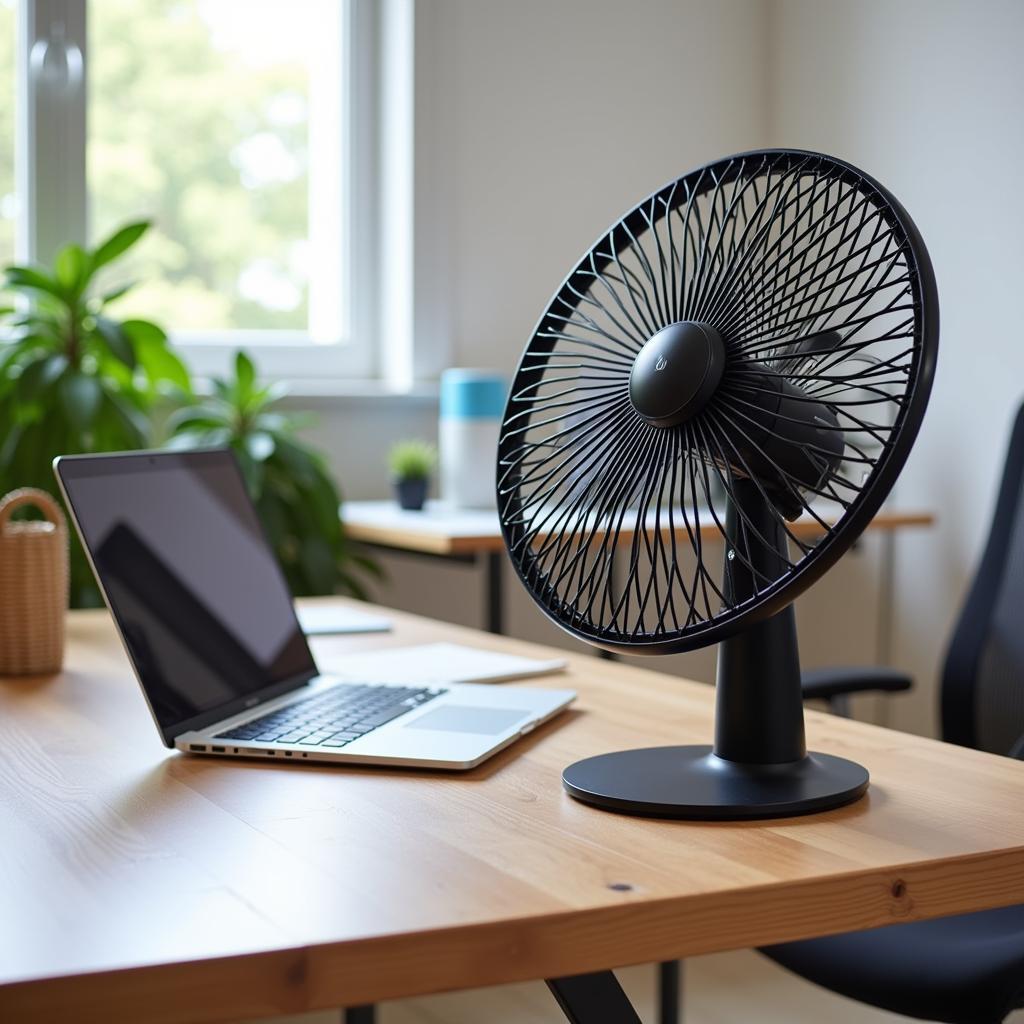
(342, 501, 935, 635)
(4, 599, 1023, 1024)
(342, 500, 934, 558)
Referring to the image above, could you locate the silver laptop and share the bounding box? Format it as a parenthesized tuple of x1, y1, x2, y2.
(54, 449, 575, 770)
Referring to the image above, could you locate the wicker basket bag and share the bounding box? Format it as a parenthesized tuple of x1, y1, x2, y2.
(0, 488, 69, 675)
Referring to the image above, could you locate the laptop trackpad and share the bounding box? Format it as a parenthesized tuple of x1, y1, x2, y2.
(405, 706, 531, 735)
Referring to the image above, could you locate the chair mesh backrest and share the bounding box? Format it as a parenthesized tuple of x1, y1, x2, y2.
(974, 478, 1024, 754)
(943, 403, 1024, 754)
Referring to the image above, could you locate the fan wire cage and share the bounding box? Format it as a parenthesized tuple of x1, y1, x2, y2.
(497, 149, 938, 819)
(498, 150, 936, 656)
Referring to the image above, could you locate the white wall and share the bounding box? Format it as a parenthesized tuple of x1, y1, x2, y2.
(435, 0, 772, 374)
(770, 0, 1024, 735)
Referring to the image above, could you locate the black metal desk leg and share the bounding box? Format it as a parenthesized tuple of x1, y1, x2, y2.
(485, 551, 505, 634)
(344, 1007, 375, 1024)
(547, 971, 643, 1024)
(658, 959, 682, 1024)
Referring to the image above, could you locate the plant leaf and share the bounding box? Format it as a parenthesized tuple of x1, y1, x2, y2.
(103, 390, 150, 446)
(15, 352, 66, 400)
(118, 318, 190, 394)
(91, 220, 151, 272)
(136, 337, 191, 394)
(0, 334, 51, 373)
(234, 350, 256, 404)
(54, 244, 89, 295)
(305, 466, 342, 538)
(211, 376, 232, 402)
(60, 373, 102, 432)
(5, 266, 67, 303)
(233, 444, 264, 497)
(165, 428, 229, 451)
(101, 282, 135, 305)
(120, 318, 167, 347)
(350, 551, 385, 580)
(94, 316, 137, 369)
(10, 310, 64, 335)
(0, 419, 23, 470)
(39, 353, 69, 389)
(254, 379, 288, 408)
(272, 436, 318, 487)
(299, 532, 337, 595)
(98, 355, 135, 390)
(165, 402, 230, 432)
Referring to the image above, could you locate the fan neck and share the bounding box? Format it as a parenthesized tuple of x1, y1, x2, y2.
(629, 321, 725, 428)
(715, 477, 806, 765)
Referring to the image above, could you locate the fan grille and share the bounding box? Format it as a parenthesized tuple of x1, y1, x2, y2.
(497, 150, 938, 654)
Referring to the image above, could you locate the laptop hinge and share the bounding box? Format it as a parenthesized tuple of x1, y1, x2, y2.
(164, 672, 315, 745)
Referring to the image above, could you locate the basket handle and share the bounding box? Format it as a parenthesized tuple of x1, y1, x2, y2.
(0, 488, 66, 532)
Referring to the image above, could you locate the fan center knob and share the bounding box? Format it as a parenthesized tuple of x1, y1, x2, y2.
(629, 321, 725, 428)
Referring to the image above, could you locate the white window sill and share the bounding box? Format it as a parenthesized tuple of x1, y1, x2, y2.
(285, 378, 440, 403)
(197, 377, 440, 405)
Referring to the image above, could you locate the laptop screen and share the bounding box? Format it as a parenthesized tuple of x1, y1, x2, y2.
(57, 449, 317, 742)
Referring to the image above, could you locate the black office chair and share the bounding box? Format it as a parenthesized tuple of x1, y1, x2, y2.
(760, 400, 1024, 1024)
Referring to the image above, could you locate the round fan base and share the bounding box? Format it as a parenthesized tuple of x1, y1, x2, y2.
(562, 746, 868, 820)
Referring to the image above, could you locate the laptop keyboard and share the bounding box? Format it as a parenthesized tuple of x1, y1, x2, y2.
(215, 684, 445, 749)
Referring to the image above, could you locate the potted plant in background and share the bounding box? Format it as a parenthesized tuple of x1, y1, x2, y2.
(0, 224, 377, 606)
(0, 221, 191, 606)
(388, 439, 436, 511)
(167, 351, 380, 599)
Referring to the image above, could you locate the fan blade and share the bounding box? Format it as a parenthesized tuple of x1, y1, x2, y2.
(718, 362, 845, 520)
(793, 329, 844, 357)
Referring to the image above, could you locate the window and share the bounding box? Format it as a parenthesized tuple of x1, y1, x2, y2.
(0, 0, 15, 264)
(16, 0, 379, 381)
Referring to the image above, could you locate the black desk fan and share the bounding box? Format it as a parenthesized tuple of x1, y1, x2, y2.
(497, 149, 938, 819)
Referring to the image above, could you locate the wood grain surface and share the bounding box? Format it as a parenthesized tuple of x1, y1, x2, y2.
(2, 598, 1022, 1024)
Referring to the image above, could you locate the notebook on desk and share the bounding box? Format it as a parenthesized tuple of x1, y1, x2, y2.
(54, 448, 575, 770)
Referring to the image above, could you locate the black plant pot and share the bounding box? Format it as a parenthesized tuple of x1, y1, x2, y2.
(395, 476, 428, 511)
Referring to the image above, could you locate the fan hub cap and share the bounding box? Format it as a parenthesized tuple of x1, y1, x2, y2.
(629, 321, 725, 428)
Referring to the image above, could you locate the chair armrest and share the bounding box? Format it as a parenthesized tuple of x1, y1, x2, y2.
(801, 666, 913, 701)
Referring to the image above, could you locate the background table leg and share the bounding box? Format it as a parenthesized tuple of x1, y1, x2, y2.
(485, 551, 504, 634)
(344, 1006, 376, 1024)
(658, 959, 682, 1024)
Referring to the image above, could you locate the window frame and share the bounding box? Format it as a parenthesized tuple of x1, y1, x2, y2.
(17, 0, 383, 385)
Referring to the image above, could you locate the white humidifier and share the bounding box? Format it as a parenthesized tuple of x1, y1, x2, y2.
(439, 369, 506, 509)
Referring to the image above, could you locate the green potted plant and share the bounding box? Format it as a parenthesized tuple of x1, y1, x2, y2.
(388, 439, 436, 511)
(167, 351, 379, 598)
(0, 221, 191, 606)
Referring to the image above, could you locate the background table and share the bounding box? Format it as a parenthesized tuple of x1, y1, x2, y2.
(342, 501, 935, 639)
(2, 598, 1023, 1024)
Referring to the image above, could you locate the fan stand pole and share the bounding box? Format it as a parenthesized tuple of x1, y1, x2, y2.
(561, 480, 869, 820)
(715, 477, 808, 766)
(713, 604, 806, 763)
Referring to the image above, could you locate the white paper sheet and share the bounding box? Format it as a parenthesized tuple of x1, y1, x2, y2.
(321, 642, 567, 685)
(297, 605, 392, 636)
